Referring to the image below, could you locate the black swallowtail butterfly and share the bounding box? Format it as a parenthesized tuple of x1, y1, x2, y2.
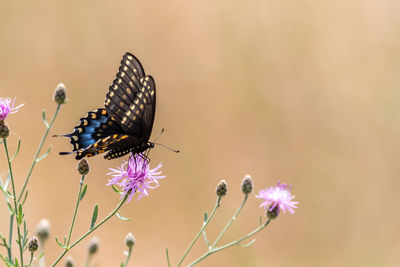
(57, 53, 156, 160)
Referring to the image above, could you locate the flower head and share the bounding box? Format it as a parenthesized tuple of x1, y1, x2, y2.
(0, 98, 24, 121)
(256, 182, 298, 215)
(107, 153, 165, 202)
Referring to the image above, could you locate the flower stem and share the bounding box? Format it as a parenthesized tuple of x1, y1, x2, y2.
(187, 219, 271, 267)
(27, 252, 34, 267)
(123, 246, 133, 267)
(66, 175, 85, 248)
(3, 139, 24, 267)
(210, 194, 248, 249)
(18, 103, 61, 202)
(176, 197, 221, 267)
(7, 214, 13, 260)
(51, 194, 128, 267)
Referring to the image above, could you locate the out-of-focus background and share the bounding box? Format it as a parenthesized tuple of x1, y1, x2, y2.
(0, 0, 399, 266)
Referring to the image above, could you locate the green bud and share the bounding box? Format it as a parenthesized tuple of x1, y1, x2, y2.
(241, 174, 253, 194)
(54, 83, 67, 104)
(125, 232, 135, 248)
(78, 159, 90, 175)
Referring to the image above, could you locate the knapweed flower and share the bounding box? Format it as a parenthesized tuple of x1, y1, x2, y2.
(0, 98, 24, 121)
(107, 153, 165, 202)
(256, 182, 298, 215)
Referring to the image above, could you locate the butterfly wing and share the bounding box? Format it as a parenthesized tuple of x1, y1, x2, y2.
(58, 53, 156, 160)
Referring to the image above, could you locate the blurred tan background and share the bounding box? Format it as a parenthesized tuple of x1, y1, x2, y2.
(0, 0, 399, 266)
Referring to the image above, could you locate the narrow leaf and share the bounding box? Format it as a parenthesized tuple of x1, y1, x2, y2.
(204, 211, 208, 222)
(55, 237, 65, 248)
(21, 191, 28, 206)
(111, 184, 121, 193)
(10, 139, 21, 161)
(0, 184, 12, 198)
(42, 110, 49, 128)
(36, 145, 52, 162)
(36, 251, 45, 260)
(238, 239, 256, 248)
(90, 204, 98, 229)
(14, 257, 19, 267)
(17, 204, 23, 225)
(0, 254, 13, 267)
(116, 212, 132, 221)
(80, 184, 87, 201)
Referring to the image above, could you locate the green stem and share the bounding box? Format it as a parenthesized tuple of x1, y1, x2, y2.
(51, 194, 128, 267)
(27, 252, 34, 267)
(210, 194, 248, 249)
(7, 214, 13, 261)
(3, 139, 24, 267)
(123, 246, 133, 267)
(176, 197, 221, 267)
(66, 175, 85, 247)
(18, 104, 61, 202)
(187, 219, 271, 267)
(166, 248, 171, 267)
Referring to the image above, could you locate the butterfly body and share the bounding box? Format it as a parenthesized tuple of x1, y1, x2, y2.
(58, 53, 156, 160)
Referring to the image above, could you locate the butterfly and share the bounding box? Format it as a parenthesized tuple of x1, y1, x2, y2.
(57, 53, 156, 160)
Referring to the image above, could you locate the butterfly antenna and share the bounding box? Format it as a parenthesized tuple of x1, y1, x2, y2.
(153, 128, 165, 143)
(154, 143, 180, 153)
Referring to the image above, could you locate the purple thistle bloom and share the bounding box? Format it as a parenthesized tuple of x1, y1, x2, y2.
(0, 98, 24, 121)
(256, 182, 298, 215)
(107, 153, 165, 202)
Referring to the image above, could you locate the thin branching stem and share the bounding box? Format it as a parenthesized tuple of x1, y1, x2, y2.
(51, 194, 128, 267)
(66, 175, 85, 248)
(27, 252, 34, 267)
(7, 104, 61, 261)
(3, 139, 24, 267)
(18, 103, 61, 202)
(211, 194, 248, 249)
(176, 197, 221, 267)
(187, 219, 271, 267)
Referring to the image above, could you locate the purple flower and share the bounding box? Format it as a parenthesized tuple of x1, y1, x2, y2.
(0, 98, 24, 121)
(256, 182, 298, 215)
(107, 153, 165, 202)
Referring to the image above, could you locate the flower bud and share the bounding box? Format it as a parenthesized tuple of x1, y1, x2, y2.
(65, 256, 74, 267)
(0, 121, 9, 139)
(266, 205, 280, 220)
(78, 159, 90, 175)
(87, 237, 99, 255)
(241, 174, 253, 194)
(125, 232, 135, 248)
(36, 219, 51, 242)
(28, 236, 39, 253)
(216, 180, 227, 197)
(54, 83, 67, 104)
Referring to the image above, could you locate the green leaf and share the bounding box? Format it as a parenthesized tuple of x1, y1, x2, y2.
(36, 145, 52, 162)
(55, 237, 66, 248)
(14, 257, 20, 267)
(36, 251, 45, 260)
(204, 212, 208, 222)
(0, 184, 13, 198)
(116, 212, 132, 221)
(10, 138, 21, 161)
(90, 204, 98, 229)
(111, 184, 121, 193)
(42, 110, 49, 128)
(16, 204, 23, 226)
(80, 184, 87, 201)
(120, 263, 124, 267)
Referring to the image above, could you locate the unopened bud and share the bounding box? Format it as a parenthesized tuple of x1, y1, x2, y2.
(0, 121, 9, 139)
(88, 237, 99, 255)
(125, 232, 135, 248)
(36, 219, 51, 242)
(54, 83, 67, 104)
(241, 174, 253, 194)
(28, 236, 39, 253)
(216, 180, 227, 197)
(65, 256, 74, 267)
(266, 205, 280, 220)
(78, 159, 90, 175)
